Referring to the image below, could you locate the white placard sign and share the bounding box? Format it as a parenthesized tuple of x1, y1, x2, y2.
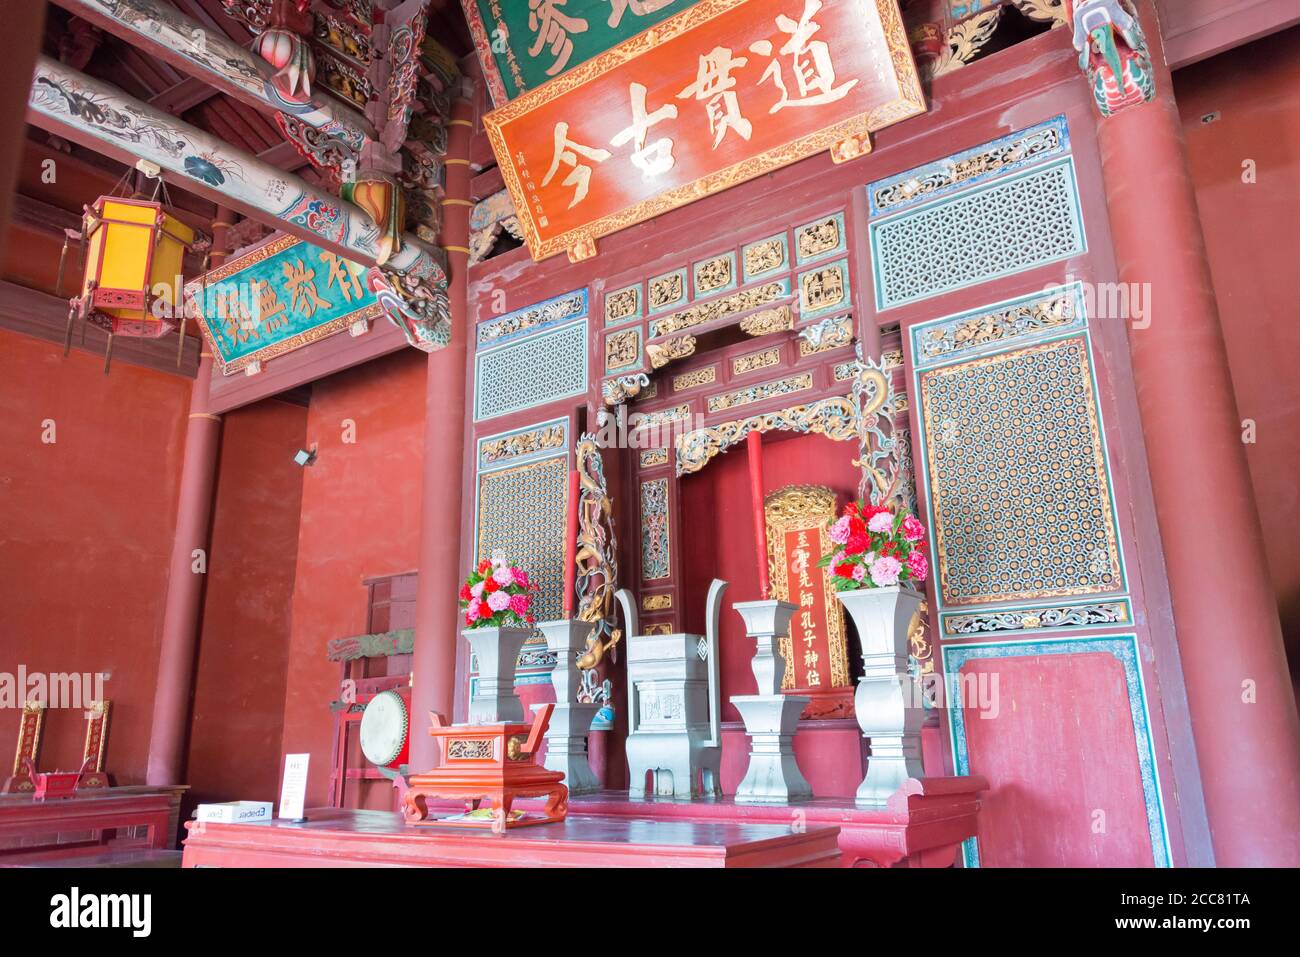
(279, 753, 310, 822)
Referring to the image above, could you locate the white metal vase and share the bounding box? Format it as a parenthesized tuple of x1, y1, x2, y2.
(463, 624, 530, 724)
(837, 584, 925, 805)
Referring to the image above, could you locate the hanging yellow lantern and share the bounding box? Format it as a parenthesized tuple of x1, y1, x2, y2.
(70, 195, 196, 340)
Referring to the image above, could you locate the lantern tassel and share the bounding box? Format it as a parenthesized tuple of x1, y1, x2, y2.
(103, 333, 114, 375)
(55, 230, 72, 298)
(62, 304, 76, 357)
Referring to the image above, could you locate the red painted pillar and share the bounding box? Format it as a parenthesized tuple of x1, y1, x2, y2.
(0, 1, 45, 259)
(409, 91, 475, 769)
(1095, 3, 1300, 865)
(144, 210, 231, 786)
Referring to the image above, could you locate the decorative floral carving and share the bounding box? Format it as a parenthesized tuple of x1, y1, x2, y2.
(605, 286, 640, 324)
(606, 328, 642, 371)
(694, 254, 734, 294)
(649, 271, 685, 310)
(646, 334, 697, 370)
(915, 287, 1081, 364)
(1015, 0, 1069, 28)
(870, 119, 1065, 215)
(739, 305, 794, 337)
(575, 433, 621, 665)
(673, 366, 716, 391)
(708, 372, 813, 412)
(650, 281, 786, 337)
(639, 449, 669, 467)
(743, 236, 786, 278)
(796, 216, 842, 260)
(602, 372, 650, 406)
(929, 7, 1002, 79)
(479, 424, 566, 466)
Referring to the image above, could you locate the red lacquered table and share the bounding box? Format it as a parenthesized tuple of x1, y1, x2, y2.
(0, 785, 187, 865)
(182, 807, 840, 867)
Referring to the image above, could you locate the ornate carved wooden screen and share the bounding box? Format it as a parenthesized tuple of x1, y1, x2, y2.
(883, 115, 1172, 867)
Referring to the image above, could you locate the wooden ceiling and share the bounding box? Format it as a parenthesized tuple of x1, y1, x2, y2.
(32, 0, 475, 220)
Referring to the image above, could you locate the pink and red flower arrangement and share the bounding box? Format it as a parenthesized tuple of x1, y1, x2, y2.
(818, 500, 929, 591)
(459, 554, 538, 629)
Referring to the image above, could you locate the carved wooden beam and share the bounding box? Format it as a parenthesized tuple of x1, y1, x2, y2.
(0, 279, 200, 377)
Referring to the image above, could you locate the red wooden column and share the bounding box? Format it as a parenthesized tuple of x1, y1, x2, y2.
(144, 210, 231, 786)
(0, 1, 45, 258)
(410, 90, 475, 769)
(1095, 2, 1300, 865)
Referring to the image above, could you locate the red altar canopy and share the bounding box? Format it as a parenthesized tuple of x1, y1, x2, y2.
(485, 0, 924, 262)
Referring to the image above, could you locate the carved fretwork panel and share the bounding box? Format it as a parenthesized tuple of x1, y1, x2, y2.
(918, 335, 1123, 606)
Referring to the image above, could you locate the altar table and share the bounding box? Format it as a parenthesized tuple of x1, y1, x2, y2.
(0, 785, 187, 865)
(181, 807, 841, 868)
(501, 776, 988, 867)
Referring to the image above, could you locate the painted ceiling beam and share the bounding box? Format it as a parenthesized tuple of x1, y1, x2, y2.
(28, 57, 451, 351)
(49, 0, 374, 156)
(28, 56, 438, 276)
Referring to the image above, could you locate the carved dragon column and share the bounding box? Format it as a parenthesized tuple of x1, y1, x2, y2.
(1075, 0, 1300, 865)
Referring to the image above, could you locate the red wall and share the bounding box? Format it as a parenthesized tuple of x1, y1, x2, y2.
(184, 399, 307, 806)
(678, 430, 861, 719)
(1175, 30, 1300, 695)
(278, 348, 428, 809)
(0, 329, 187, 782)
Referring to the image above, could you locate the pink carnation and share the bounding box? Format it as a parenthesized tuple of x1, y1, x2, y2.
(906, 550, 928, 583)
(492, 565, 515, 587)
(513, 569, 530, 589)
(829, 515, 852, 545)
(869, 555, 902, 587)
(868, 511, 894, 534)
(509, 593, 530, 616)
(851, 564, 866, 583)
(465, 599, 482, 619)
(486, 590, 511, 612)
(902, 515, 925, 542)
(470, 580, 485, 599)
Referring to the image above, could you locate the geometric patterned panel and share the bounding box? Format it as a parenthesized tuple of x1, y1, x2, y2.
(919, 335, 1122, 606)
(872, 160, 1085, 310)
(475, 454, 569, 622)
(474, 319, 588, 421)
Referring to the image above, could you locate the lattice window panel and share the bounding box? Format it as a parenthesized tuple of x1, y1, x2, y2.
(919, 335, 1122, 606)
(475, 455, 569, 622)
(474, 320, 588, 421)
(871, 160, 1085, 309)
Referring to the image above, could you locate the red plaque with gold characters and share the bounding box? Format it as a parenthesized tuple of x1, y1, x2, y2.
(484, 0, 925, 262)
(766, 486, 854, 718)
